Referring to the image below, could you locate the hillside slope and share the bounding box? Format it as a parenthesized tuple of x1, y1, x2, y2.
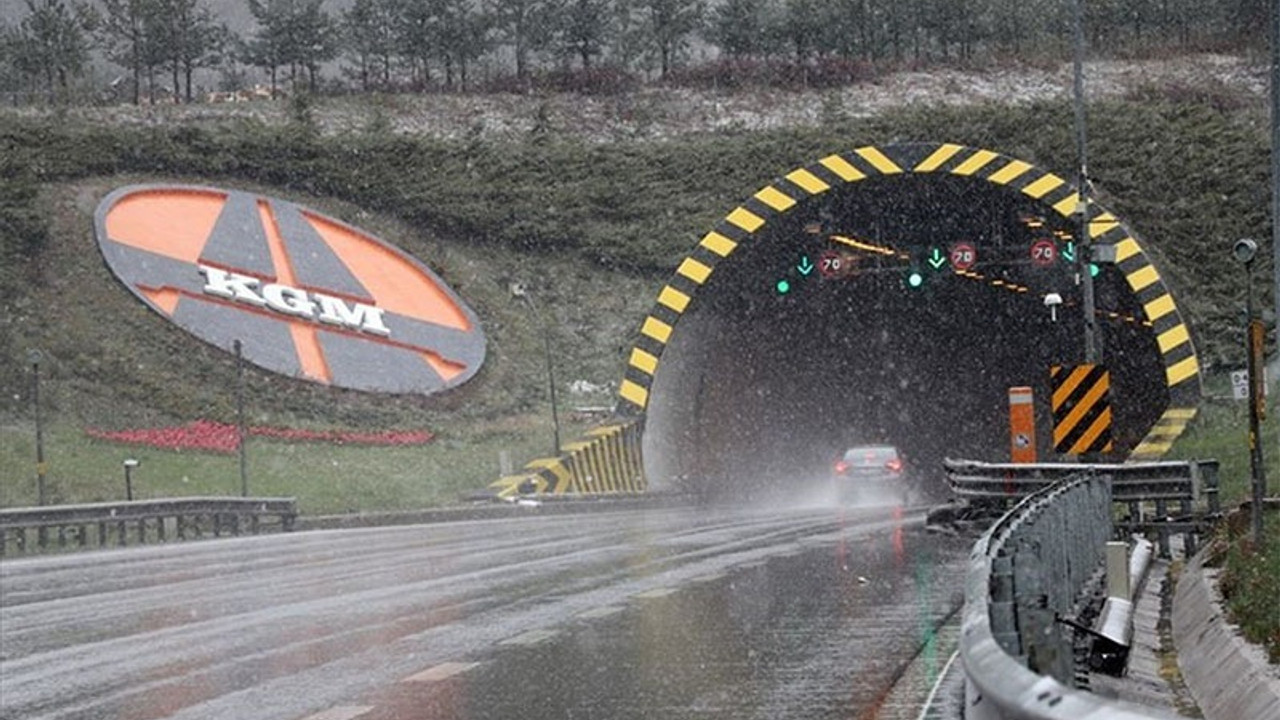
(0, 92, 1272, 508)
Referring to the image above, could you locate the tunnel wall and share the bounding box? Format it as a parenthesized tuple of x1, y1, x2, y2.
(619, 143, 1202, 487)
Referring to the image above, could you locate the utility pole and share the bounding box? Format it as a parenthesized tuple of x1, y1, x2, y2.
(1073, 0, 1101, 365)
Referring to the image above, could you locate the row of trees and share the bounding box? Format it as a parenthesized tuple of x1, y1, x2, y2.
(1, 0, 1272, 103)
(1, 0, 228, 103)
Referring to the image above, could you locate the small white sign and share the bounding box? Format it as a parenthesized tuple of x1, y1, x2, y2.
(1231, 370, 1250, 400)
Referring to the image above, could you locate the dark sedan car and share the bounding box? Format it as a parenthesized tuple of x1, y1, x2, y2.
(832, 445, 909, 505)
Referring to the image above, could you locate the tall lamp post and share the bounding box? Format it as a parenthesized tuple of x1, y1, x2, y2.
(1072, 0, 1101, 366)
(1233, 238, 1267, 545)
(511, 283, 562, 455)
(234, 339, 248, 497)
(28, 349, 47, 506)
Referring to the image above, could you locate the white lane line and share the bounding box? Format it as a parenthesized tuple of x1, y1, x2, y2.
(692, 572, 726, 583)
(915, 649, 960, 720)
(633, 587, 678, 599)
(402, 661, 481, 683)
(578, 606, 624, 619)
(500, 629, 558, 646)
(298, 706, 375, 720)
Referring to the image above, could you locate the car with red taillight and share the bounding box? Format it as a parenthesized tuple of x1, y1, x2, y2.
(832, 445, 909, 505)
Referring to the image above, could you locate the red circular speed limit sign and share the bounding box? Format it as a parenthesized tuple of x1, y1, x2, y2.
(1029, 239, 1058, 267)
(949, 242, 977, 271)
(818, 250, 843, 278)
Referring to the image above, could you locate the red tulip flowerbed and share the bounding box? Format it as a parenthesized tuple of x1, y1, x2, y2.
(86, 420, 434, 454)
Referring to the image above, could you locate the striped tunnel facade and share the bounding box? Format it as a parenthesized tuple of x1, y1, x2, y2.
(618, 142, 1201, 464)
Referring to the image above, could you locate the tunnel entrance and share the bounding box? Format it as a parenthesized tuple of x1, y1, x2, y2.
(623, 144, 1200, 501)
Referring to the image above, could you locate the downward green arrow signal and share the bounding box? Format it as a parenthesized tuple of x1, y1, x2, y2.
(1062, 241, 1076, 262)
(927, 248, 946, 270)
(797, 256, 814, 275)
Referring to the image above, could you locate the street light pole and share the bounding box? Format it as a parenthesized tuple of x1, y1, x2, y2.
(511, 284, 562, 456)
(1273, 0, 1279, 343)
(28, 350, 46, 506)
(1235, 238, 1267, 546)
(234, 339, 248, 497)
(1073, 0, 1101, 365)
(544, 333, 562, 455)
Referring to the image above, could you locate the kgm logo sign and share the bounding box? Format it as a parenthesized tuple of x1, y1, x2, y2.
(94, 185, 486, 394)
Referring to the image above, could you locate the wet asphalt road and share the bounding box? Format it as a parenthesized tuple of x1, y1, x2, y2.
(0, 503, 968, 720)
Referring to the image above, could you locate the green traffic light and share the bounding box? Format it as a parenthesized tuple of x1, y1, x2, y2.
(907, 271, 924, 288)
(776, 279, 791, 294)
(1089, 263, 1100, 278)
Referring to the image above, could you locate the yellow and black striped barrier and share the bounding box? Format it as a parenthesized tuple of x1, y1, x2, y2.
(1050, 363, 1114, 455)
(487, 420, 646, 499)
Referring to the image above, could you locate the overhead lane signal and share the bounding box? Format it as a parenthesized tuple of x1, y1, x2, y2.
(927, 247, 947, 270)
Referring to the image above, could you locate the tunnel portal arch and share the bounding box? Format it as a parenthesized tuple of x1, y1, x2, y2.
(618, 142, 1201, 495)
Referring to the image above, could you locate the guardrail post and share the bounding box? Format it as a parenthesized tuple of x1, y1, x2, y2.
(1154, 499, 1170, 558)
(116, 520, 127, 546)
(1201, 460, 1220, 514)
(1180, 497, 1196, 556)
(991, 552, 1020, 655)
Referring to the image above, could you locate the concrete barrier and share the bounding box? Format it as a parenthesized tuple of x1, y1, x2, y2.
(1172, 548, 1280, 720)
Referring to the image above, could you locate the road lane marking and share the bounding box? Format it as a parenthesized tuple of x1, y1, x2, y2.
(692, 572, 726, 583)
(402, 662, 480, 683)
(298, 706, 374, 720)
(916, 650, 960, 720)
(500, 629, 558, 646)
(633, 587, 678, 599)
(578, 606, 624, 619)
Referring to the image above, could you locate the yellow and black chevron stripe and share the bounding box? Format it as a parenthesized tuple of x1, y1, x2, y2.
(1129, 407, 1198, 460)
(487, 420, 646, 498)
(1050, 363, 1114, 455)
(617, 142, 1200, 458)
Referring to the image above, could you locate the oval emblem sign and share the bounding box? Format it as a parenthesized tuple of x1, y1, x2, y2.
(94, 185, 486, 394)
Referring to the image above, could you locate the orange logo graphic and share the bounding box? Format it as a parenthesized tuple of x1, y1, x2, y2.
(95, 185, 486, 394)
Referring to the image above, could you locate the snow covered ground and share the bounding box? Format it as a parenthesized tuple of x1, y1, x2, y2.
(5, 54, 1268, 143)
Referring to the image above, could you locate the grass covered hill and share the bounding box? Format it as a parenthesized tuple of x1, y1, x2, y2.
(0, 95, 1272, 510)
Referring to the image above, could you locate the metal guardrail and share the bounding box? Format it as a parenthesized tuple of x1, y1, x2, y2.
(0, 497, 297, 557)
(961, 473, 1183, 720)
(944, 459, 1219, 504)
(945, 458, 1220, 556)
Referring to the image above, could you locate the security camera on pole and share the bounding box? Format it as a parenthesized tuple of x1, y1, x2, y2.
(1233, 238, 1268, 545)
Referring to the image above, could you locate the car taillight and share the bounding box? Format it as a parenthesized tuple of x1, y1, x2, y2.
(885, 458, 903, 473)
(834, 460, 849, 474)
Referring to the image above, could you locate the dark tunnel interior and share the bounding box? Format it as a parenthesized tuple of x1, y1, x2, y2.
(642, 174, 1171, 501)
